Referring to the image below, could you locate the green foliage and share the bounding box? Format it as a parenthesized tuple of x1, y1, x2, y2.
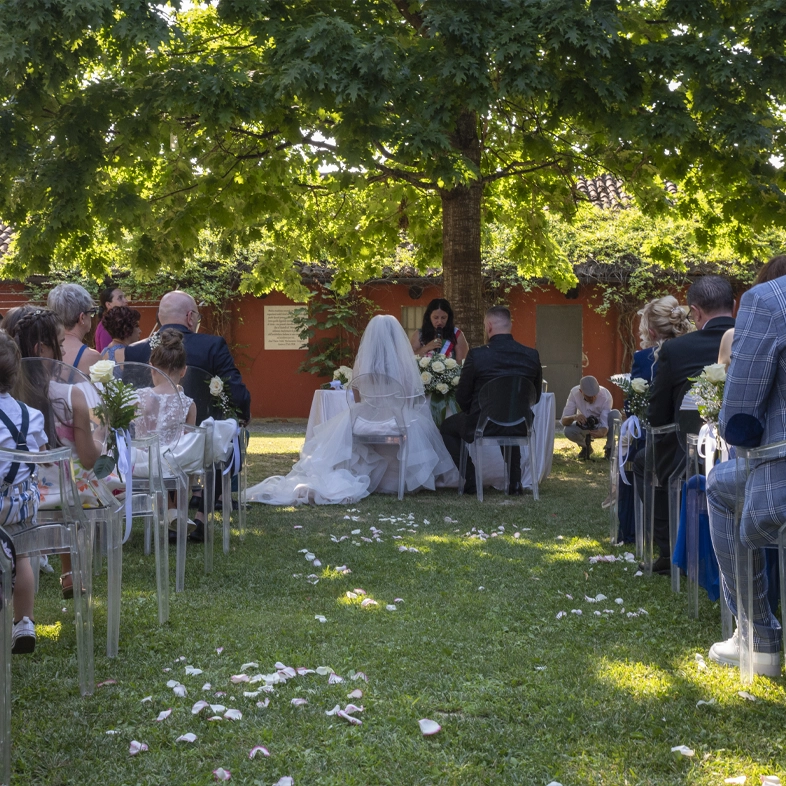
(291, 285, 379, 379)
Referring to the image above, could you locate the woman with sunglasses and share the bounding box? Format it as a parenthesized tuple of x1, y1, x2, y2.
(47, 283, 103, 375)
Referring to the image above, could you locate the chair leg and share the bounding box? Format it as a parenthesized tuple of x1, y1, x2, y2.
(686, 484, 700, 619)
(397, 437, 407, 501)
(105, 511, 123, 659)
(0, 545, 12, 786)
(238, 431, 248, 538)
(153, 489, 170, 626)
(175, 479, 187, 594)
(502, 445, 511, 495)
(458, 442, 467, 496)
(668, 477, 682, 593)
(93, 521, 103, 577)
(70, 519, 95, 697)
(474, 441, 484, 503)
(529, 435, 539, 501)
(633, 474, 643, 561)
(204, 465, 214, 575)
(222, 467, 231, 555)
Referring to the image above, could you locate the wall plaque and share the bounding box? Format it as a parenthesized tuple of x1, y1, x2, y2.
(264, 305, 304, 350)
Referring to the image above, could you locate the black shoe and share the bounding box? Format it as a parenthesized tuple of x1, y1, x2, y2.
(214, 499, 239, 512)
(188, 523, 205, 543)
(639, 556, 671, 575)
(188, 494, 202, 509)
(604, 446, 612, 461)
(578, 445, 588, 460)
(508, 481, 524, 496)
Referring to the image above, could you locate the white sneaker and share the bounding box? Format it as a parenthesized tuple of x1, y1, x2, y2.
(709, 629, 781, 677)
(11, 617, 36, 654)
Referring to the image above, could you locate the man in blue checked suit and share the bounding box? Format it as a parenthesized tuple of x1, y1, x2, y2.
(707, 263, 786, 677)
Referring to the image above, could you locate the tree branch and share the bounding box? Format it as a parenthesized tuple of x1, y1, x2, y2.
(481, 158, 563, 184)
(392, 0, 427, 35)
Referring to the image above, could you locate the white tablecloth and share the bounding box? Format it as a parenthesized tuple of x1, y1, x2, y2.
(304, 389, 556, 490)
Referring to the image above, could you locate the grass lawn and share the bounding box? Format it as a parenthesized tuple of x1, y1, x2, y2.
(9, 431, 786, 785)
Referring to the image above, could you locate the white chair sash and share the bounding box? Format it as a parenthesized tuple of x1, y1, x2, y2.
(618, 415, 641, 486)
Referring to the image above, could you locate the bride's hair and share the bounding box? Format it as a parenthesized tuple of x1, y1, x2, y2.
(150, 328, 186, 373)
(354, 314, 424, 397)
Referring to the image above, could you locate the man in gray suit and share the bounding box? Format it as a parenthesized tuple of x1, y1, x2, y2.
(707, 268, 786, 676)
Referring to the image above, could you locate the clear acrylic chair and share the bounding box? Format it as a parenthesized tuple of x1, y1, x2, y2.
(1, 446, 95, 697)
(17, 358, 123, 657)
(347, 373, 418, 501)
(0, 530, 12, 786)
(116, 363, 190, 593)
(458, 376, 539, 502)
(216, 424, 247, 553)
(733, 439, 786, 684)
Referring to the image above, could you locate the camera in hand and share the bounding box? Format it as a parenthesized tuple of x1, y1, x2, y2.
(578, 415, 599, 431)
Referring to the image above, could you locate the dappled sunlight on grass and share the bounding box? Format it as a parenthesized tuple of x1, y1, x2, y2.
(36, 621, 63, 641)
(596, 656, 676, 698)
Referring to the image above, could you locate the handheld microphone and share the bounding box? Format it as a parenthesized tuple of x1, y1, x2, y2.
(435, 329, 443, 342)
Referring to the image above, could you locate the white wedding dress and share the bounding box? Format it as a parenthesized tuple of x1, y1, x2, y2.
(245, 315, 458, 505)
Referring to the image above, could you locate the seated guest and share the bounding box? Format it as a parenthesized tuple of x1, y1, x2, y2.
(561, 376, 614, 460)
(0, 305, 34, 337)
(95, 285, 130, 353)
(706, 269, 786, 676)
(47, 283, 102, 375)
(410, 298, 469, 363)
(633, 275, 735, 575)
(100, 306, 142, 363)
(440, 306, 541, 494)
(247, 314, 457, 505)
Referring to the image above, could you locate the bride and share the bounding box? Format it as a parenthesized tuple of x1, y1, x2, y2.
(246, 314, 458, 505)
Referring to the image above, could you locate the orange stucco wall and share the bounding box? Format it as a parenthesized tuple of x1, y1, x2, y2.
(0, 281, 628, 418)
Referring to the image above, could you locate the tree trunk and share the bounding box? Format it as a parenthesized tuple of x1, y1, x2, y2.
(441, 110, 485, 349)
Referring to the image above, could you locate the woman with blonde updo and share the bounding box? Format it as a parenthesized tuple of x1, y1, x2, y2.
(634, 295, 693, 380)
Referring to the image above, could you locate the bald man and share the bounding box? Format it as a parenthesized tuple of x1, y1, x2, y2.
(125, 290, 251, 423)
(440, 305, 542, 495)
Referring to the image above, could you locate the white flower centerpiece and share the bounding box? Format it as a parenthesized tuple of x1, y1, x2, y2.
(417, 355, 462, 426)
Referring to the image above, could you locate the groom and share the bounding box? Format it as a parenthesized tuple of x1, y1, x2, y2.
(440, 306, 542, 495)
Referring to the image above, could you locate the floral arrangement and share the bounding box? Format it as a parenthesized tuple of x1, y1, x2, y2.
(610, 373, 651, 423)
(687, 363, 727, 424)
(321, 365, 353, 390)
(417, 355, 461, 427)
(89, 360, 139, 479)
(208, 375, 239, 419)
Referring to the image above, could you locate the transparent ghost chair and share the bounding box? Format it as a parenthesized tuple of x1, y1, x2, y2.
(1, 445, 95, 697)
(0, 531, 12, 786)
(117, 363, 190, 592)
(17, 358, 124, 657)
(608, 417, 621, 544)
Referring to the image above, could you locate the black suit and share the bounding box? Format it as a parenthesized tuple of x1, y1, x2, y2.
(440, 333, 542, 488)
(634, 315, 735, 555)
(125, 323, 251, 422)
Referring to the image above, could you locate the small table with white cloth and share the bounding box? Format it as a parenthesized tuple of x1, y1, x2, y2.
(304, 389, 555, 490)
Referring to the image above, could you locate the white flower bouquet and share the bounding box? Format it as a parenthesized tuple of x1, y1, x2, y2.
(89, 360, 139, 479)
(417, 355, 461, 426)
(208, 375, 239, 419)
(687, 363, 727, 424)
(610, 373, 650, 424)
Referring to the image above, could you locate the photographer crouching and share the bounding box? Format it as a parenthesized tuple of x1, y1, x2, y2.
(560, 376, 619, 460)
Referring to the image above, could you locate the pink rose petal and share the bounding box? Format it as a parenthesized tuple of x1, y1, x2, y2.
(129, 740, 148, 755)
(216, 647, 224, 655)
(291, 698, 308, 707)
(275, 661, 287, 670)
(360, 598, 378, 608)
(223, 709, 243, 721)
(419, 718, 441, 736)
(141, 696, 153, 703)
(347, 689, 363, 699)
(394, 598, 404, 603)
(273, 779, 293, 786)
(278, 667, 297, 679)
(173, 685, 187, 698)
(296, 667, 315, 676)
(256, 698, 270, 708)
(177, 733, 197, 743)
(328, 673, 344, 684)
(351, 672, 368, 682)
(207, 715, 223, 721)
(249, 745, 270, 759)
(210, 704, 226, 713)
(325, 704, 341, 716)
(337, 709, 362, 725)
(214, 691, 227, 697)
(353, 588, 366, 595)
(213, 767, 231, 781)
(96, 679, 117, 688)
(343, 704, 363, 715)
(240, 662, 259, 671)
(155, 709, 173, 722)
(231, 674, 249, 684)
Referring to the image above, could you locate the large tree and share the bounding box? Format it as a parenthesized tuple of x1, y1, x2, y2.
(1, 1, 785, 345)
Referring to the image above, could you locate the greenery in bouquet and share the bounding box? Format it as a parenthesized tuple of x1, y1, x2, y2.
(688, 363, 727, 424)
(208, 375, 241, 419)
(89, 360, 139, 479)
(610, 373, 650, 424)
(417, 355, 461, 400)
(321, 365, 353, 390)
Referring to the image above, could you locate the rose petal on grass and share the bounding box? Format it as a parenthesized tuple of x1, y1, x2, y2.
(353, 588, 367, 595)
(313, 559, 322, 567)
(671, 745, 695, 757)
(291, 698, 308, 707)
(213, 767, 231, 781)
(346, 592, 358, 599)
(724, 778, 746, 785)
(556, 611, 566, 620)
(210, 704, 227, 713)
(155, 709, 173, 722)
(96, 679, 117, 688)
(343, 704, 363, 715)
(243, 690, 262, 698)
(224, 709, 242, 721)
(738, 691, 757, 702)
(249, 745, 270, 759)
(141, 696, 152, 703)
(177, 733, 197, 743)
(615, 598, 624, 605)
(315, 615, 327, 623)
(216, 647, 224, 655)
(394, 598, 404, 603)
(337, 709, 362, 725)
(360, 598, 378, 608)
(275, 661, 287, 670)
(304, 552, 316, 562)
(761, 778, 781, 785)
(231, 674, 249, 684)
(351, 671, 368, 682)
(105, 730, 120, 735)
(176, 656, 186, 662)
(418, 719, 441, 736)
(347, 689, 363, 699)
(166, 680, 179, 688)
(129, 740, 148, 755)
(293, 525, 302, 529)
(696, 698, 717, 707)
(240, 662, 259, 671)
(185, 666, 203, 676)
(202, 683, 212, 691)
(214, 691, 227, 697)
(325, 704, 341, 716)
(316, 666, 333, 675)
(386, 604, 397, 611)
(296, 667, 315, 676)
(256, 698, 270, 709)
(279, 666, 297, 679)
(207, 716, 223, 722)
(173, 685, 187, 698)
(192, 700, 210, 714)
(273, 778, 293, 786)
(328, 673, 344, 684)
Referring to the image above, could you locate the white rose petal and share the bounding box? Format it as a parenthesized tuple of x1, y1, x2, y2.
(419, 357, 430, 368)
(445, 358, 457, 369)
(420, 371, 432, 384)
(418, 718, 441, 735)
(177, 733, 197, 743)
(436, 383, 449, 395)
(89, 360, 116, 384)
(432, 361, 445, 373)
(703, 363, 727, 383)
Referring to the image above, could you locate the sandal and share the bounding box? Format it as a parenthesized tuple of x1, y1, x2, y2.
(60, 571, 74, 600)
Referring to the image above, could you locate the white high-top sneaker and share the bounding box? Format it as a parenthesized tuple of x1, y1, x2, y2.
(709, 629, 781, 677)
